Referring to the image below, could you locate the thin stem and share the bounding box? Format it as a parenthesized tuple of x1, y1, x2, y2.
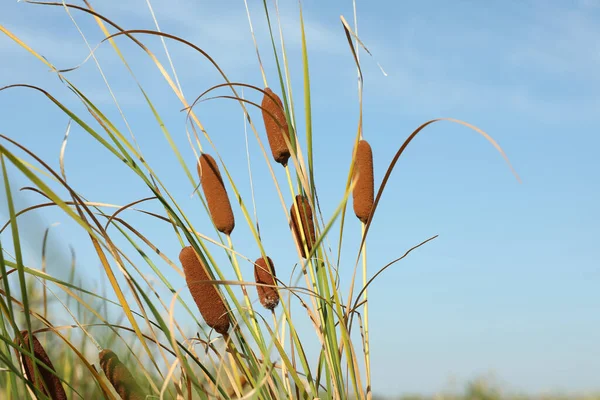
(361, 223, 371, 399)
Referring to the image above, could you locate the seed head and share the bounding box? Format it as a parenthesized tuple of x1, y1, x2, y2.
(261, 88, 292, 166)
(99, 349, 145, 400)
(254, 256, 279, 310)
(198, 154, 235, 235)
(14, 331, 66, 400)
(290, 195, 316, 258)
(179, 246, 230, 335)
(352, 140, 374, 224)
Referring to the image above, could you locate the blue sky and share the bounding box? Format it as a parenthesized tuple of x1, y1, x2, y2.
(1, 0, 599, 396)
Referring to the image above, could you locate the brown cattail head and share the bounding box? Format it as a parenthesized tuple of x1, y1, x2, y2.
(14, 331, 67, 400)
(179, 246, 230, 335)
(198, 154, 235, 235)
(352, 140, 375, 224)
(99, 349, 145, 400)
(254, 256, 279, 310)
(290, 195, 316, 258)
(261, 87, 291, 166)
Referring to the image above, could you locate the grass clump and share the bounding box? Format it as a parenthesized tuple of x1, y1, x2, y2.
(0, 1, 522, 399)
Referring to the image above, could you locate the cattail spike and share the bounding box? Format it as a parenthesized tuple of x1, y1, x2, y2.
(352, 140, 374, 224)
(290, 195, 316, 258)
(198, 154, 235, 235)
(261, 88, 292, 166)
(99, 349, 145, 400)
(254, 256, 279, 310)
(14, 331, 67, 400)
(179, 246, 230, 335)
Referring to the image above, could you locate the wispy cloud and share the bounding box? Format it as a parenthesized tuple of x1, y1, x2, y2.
(3, 1, 598, 121)
(360, 1, 600, 121)
(102, 0, 346, 55)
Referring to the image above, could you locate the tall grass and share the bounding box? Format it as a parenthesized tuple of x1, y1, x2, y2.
(0, 1, 519, 399)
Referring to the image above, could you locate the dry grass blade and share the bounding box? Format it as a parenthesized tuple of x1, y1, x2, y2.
(254, 256, 279, 310)
(290, 195, 316, 259)
(351, 235, 438, 315)
(340, 15, 387, 76)
(179, 246, 230, 335)
(198, 154, 235, 235)
(243, 0, 267, 87)
(99, 349, 146, 400)
(352, 140, 374, 224)
(14, 331, 67, 400)
(183, 82, 266, 112)
(261, 88, 292, 166)
(59, 120, 71, 182)
(103, 196, 156, 231)
(356, 118, 521, 268)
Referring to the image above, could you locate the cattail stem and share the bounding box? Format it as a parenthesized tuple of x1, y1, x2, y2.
(220, 335, 256, 396)
(225, 352, 243, 398)
(226, 236, 264, 342)
(361, 223, 372, 399)
(273, 310, 292, 394)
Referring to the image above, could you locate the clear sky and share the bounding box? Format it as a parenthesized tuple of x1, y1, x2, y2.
(1, 0, 599, 396)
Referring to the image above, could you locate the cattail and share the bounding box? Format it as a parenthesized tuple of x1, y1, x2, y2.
(254, 256, 279, 310)
(261, 87, 291, 166)
(179, 246, 230, 335)
(352, 140, 374, 224)
(14, 331, 67, 400)
(99, 349, 145, 400)
(198, 153, 235, 235)
(290, 195, 316, 258)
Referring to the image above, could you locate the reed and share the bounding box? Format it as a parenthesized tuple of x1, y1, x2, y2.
(0, 3, 519, 399)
